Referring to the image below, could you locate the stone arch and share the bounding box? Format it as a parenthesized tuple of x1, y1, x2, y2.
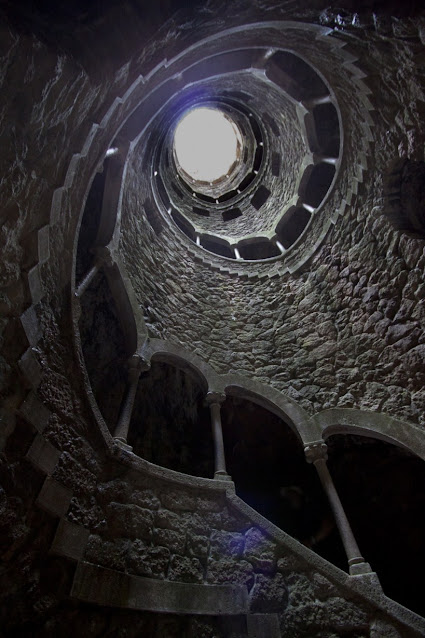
(222, 378, 311, 442)
(141, 338, 218, 394)
(141, 339, 312, 441)
(313, 408, 425, 462)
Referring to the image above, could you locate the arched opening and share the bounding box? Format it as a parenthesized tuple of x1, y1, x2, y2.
(78, 270, 128, 433)
(265, 51, 328, 102)
(221, 397, 345, 563)
(326, 433, 425, 616)
(200, 236, 235, 259)
(276, 207, 311, 249)
(303, 163, 335, 208)
(127, 362, 214, 478)
(313, 102, 340, 158)
(238, 240, 280, 260)
(75, 170, 105, 280)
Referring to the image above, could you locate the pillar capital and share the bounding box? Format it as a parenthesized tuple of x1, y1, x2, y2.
(304, 440, 328, 464)
(205, 391, 226, 406)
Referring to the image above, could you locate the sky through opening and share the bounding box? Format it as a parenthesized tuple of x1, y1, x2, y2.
(174, 107, 239, 182)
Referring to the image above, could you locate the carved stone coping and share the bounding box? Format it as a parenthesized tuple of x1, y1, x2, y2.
(71, 562, 248, 615)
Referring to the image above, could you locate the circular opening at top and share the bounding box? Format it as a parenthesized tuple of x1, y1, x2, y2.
(173, 107, 242, 183)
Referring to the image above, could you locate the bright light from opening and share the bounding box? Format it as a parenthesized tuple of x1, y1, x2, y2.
(174, 107, 240, 182)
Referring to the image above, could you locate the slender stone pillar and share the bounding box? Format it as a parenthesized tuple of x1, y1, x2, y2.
(114, 355, 150, 449)
(75, 262, 100, 298)
(75, 246, 116, 299)
(205, 391, 232, 481)
(304, 440, 372, 575)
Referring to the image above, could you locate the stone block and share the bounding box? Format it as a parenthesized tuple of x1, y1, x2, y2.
(186, 532, 209, 559)
(244, 528, 276, 566)
(18, 391, 51, 433)
(168, 555, 203, 584)
(402, 344, 425, 373)
(27, 266, 44, 305)
(130, 488, 161, 510)
(50, 188, 64, 226)
(183, 511, 221, 534)
(36, 476, 73, 518)
(286, 573, 316, 606)
(37, 225, 50, 263)
(18, 348, 42, 388)
(249, 573, 288, 613)
(96, 479, 130, 504)
(311, 573, 338, 600)
(153, 528, 186, 554)
(154, 509, 182, 531)
(51, 518, 90, 561)
(127, 540, 170, 579)
(85, 534, 128, 571)
(64, 153, 81, 188)
(20, 305, 42, 345)
(220, 507, 252, 533)
(207, 558, 255, 591)
(210, 530, 245, 559)
(107, 502, 153, 541)
(81, 123, 100, 157)
(26, 434, 60, 475)
(53, 452, 98, 495)
(196, 494, 224, 512)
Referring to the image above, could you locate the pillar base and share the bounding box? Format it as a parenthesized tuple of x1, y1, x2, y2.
(214, 470, 233, 482)
(349, 570, 382, 593)
(349, 560, 373, 575)
(114, 438, 133, 453)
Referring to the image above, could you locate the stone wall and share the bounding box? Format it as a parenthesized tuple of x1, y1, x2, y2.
(119, 13, 425, 425)
(1, 2, 425, 636)
(63, 476, 405, 638)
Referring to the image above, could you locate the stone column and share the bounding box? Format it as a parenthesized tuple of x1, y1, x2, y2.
(304, 440, 372, 575)
(205, 391, 232, 481)
(75, 246, 116, 299)
(114, 355, 150, 449)
(75, 262, 100, 298)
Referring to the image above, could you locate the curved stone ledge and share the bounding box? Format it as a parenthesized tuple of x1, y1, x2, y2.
(71, 561, 248, 615)
(111, 441, 236, 491)
(26, 434, 61, 477)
